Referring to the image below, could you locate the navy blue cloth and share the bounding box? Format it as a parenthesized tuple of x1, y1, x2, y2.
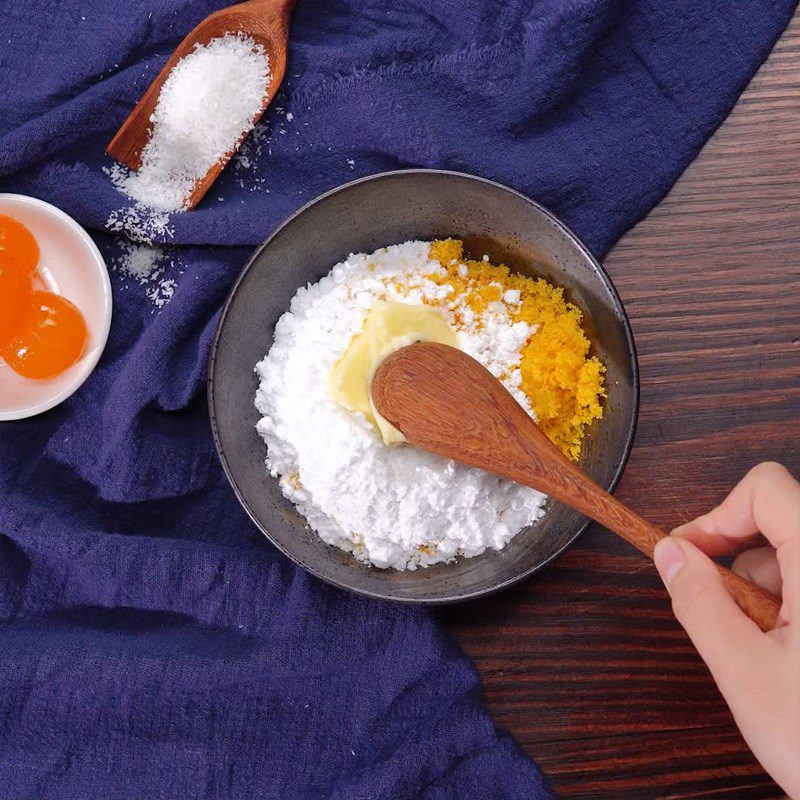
(0, 1, 795, 797)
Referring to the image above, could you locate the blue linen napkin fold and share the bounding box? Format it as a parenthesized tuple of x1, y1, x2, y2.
(0, 1, 795, 797)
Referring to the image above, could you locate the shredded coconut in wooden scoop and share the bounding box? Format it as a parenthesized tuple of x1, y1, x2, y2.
(109, 33, 271, 211)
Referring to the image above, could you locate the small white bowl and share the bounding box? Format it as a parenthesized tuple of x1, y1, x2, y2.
(0, 194, 112, 421)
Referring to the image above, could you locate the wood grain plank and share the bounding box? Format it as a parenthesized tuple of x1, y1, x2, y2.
(533, 726, 783, 800)
(444, 10, 799, 799)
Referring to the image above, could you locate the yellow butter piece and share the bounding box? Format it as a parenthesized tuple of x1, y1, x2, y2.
(328, 301, 459, 444)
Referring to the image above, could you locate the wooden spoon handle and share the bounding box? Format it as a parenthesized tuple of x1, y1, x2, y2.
(541, 471, 781, 632)
(370, 342, 782, 632)
(714, 566, 782, 632)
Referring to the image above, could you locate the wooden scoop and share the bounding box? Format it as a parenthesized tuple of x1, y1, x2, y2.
(372, 342, 781, 631)
(107, 0, 294, 209)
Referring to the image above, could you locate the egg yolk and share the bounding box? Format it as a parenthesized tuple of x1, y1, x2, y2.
(0, 214, 40, 272)
(0, 252, 35, 347)
(2, 291, 88, 380)
(0, 216, 91, 381)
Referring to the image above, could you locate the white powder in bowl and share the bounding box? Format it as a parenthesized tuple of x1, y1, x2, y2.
(110, 33, 271, 211)
(254, 241, 547, 570)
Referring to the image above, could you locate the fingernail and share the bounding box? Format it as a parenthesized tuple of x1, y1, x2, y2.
(654, 537, 686, 589)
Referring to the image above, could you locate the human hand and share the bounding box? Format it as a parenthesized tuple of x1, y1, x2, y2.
(652, 462, 800, 799)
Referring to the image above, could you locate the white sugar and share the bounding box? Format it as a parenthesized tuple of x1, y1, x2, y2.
(110, 33, 271, 211)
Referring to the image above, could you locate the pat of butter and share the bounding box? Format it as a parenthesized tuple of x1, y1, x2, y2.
(328, 301, 459, 444)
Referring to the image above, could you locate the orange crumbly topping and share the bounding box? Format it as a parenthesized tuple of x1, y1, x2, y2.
(428, 239, 605, 461)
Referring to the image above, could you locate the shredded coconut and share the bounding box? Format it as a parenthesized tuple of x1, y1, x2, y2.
(114, 241, 164, 281)
(109, 33, 271, 211)
(233, 102, 296, 191)
(104, 33, 270, 306)
(233, 121, 271, 191)
(110, 241, 180, 310)
(254, 241, 547, 570)
(147, 278, 177, 308)
(104, 192, 173, 244)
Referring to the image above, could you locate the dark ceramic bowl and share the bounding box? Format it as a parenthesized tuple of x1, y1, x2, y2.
(209, 170, 639, 602)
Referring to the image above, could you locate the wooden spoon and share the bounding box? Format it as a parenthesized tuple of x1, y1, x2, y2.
(372, 342, 781, 631)
(107, 0, 294, 210)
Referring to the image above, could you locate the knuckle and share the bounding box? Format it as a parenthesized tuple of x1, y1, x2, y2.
(749, 461, 789, 481)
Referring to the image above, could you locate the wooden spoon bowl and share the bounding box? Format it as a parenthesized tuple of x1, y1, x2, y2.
(372, 342, 781, 631)
(107, 0, 294, 209)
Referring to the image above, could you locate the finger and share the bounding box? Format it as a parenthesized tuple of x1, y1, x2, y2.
(653, 536, 770, 696)
(732, 546, 783, 597)
(672, 517, 761, 557)
(672, 462, 799, 547)
(672, 462, 799, 602)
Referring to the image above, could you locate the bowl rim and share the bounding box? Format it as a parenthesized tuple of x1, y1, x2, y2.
(208, 168, 640, 603)
(0, 193, 113, 422)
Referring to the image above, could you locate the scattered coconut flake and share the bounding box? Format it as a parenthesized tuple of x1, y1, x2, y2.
(234, 120, 271, 190)
(104, 186, 173, 244)
(110, 241, 181, 310)
(146, 278, 177, 308)
(116, 241, 164, 281)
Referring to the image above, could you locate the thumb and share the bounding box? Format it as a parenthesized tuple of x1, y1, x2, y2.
(653, 536, 766, 695)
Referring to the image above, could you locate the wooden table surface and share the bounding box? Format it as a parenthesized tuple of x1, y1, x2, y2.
(442, 12, 800, 800)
